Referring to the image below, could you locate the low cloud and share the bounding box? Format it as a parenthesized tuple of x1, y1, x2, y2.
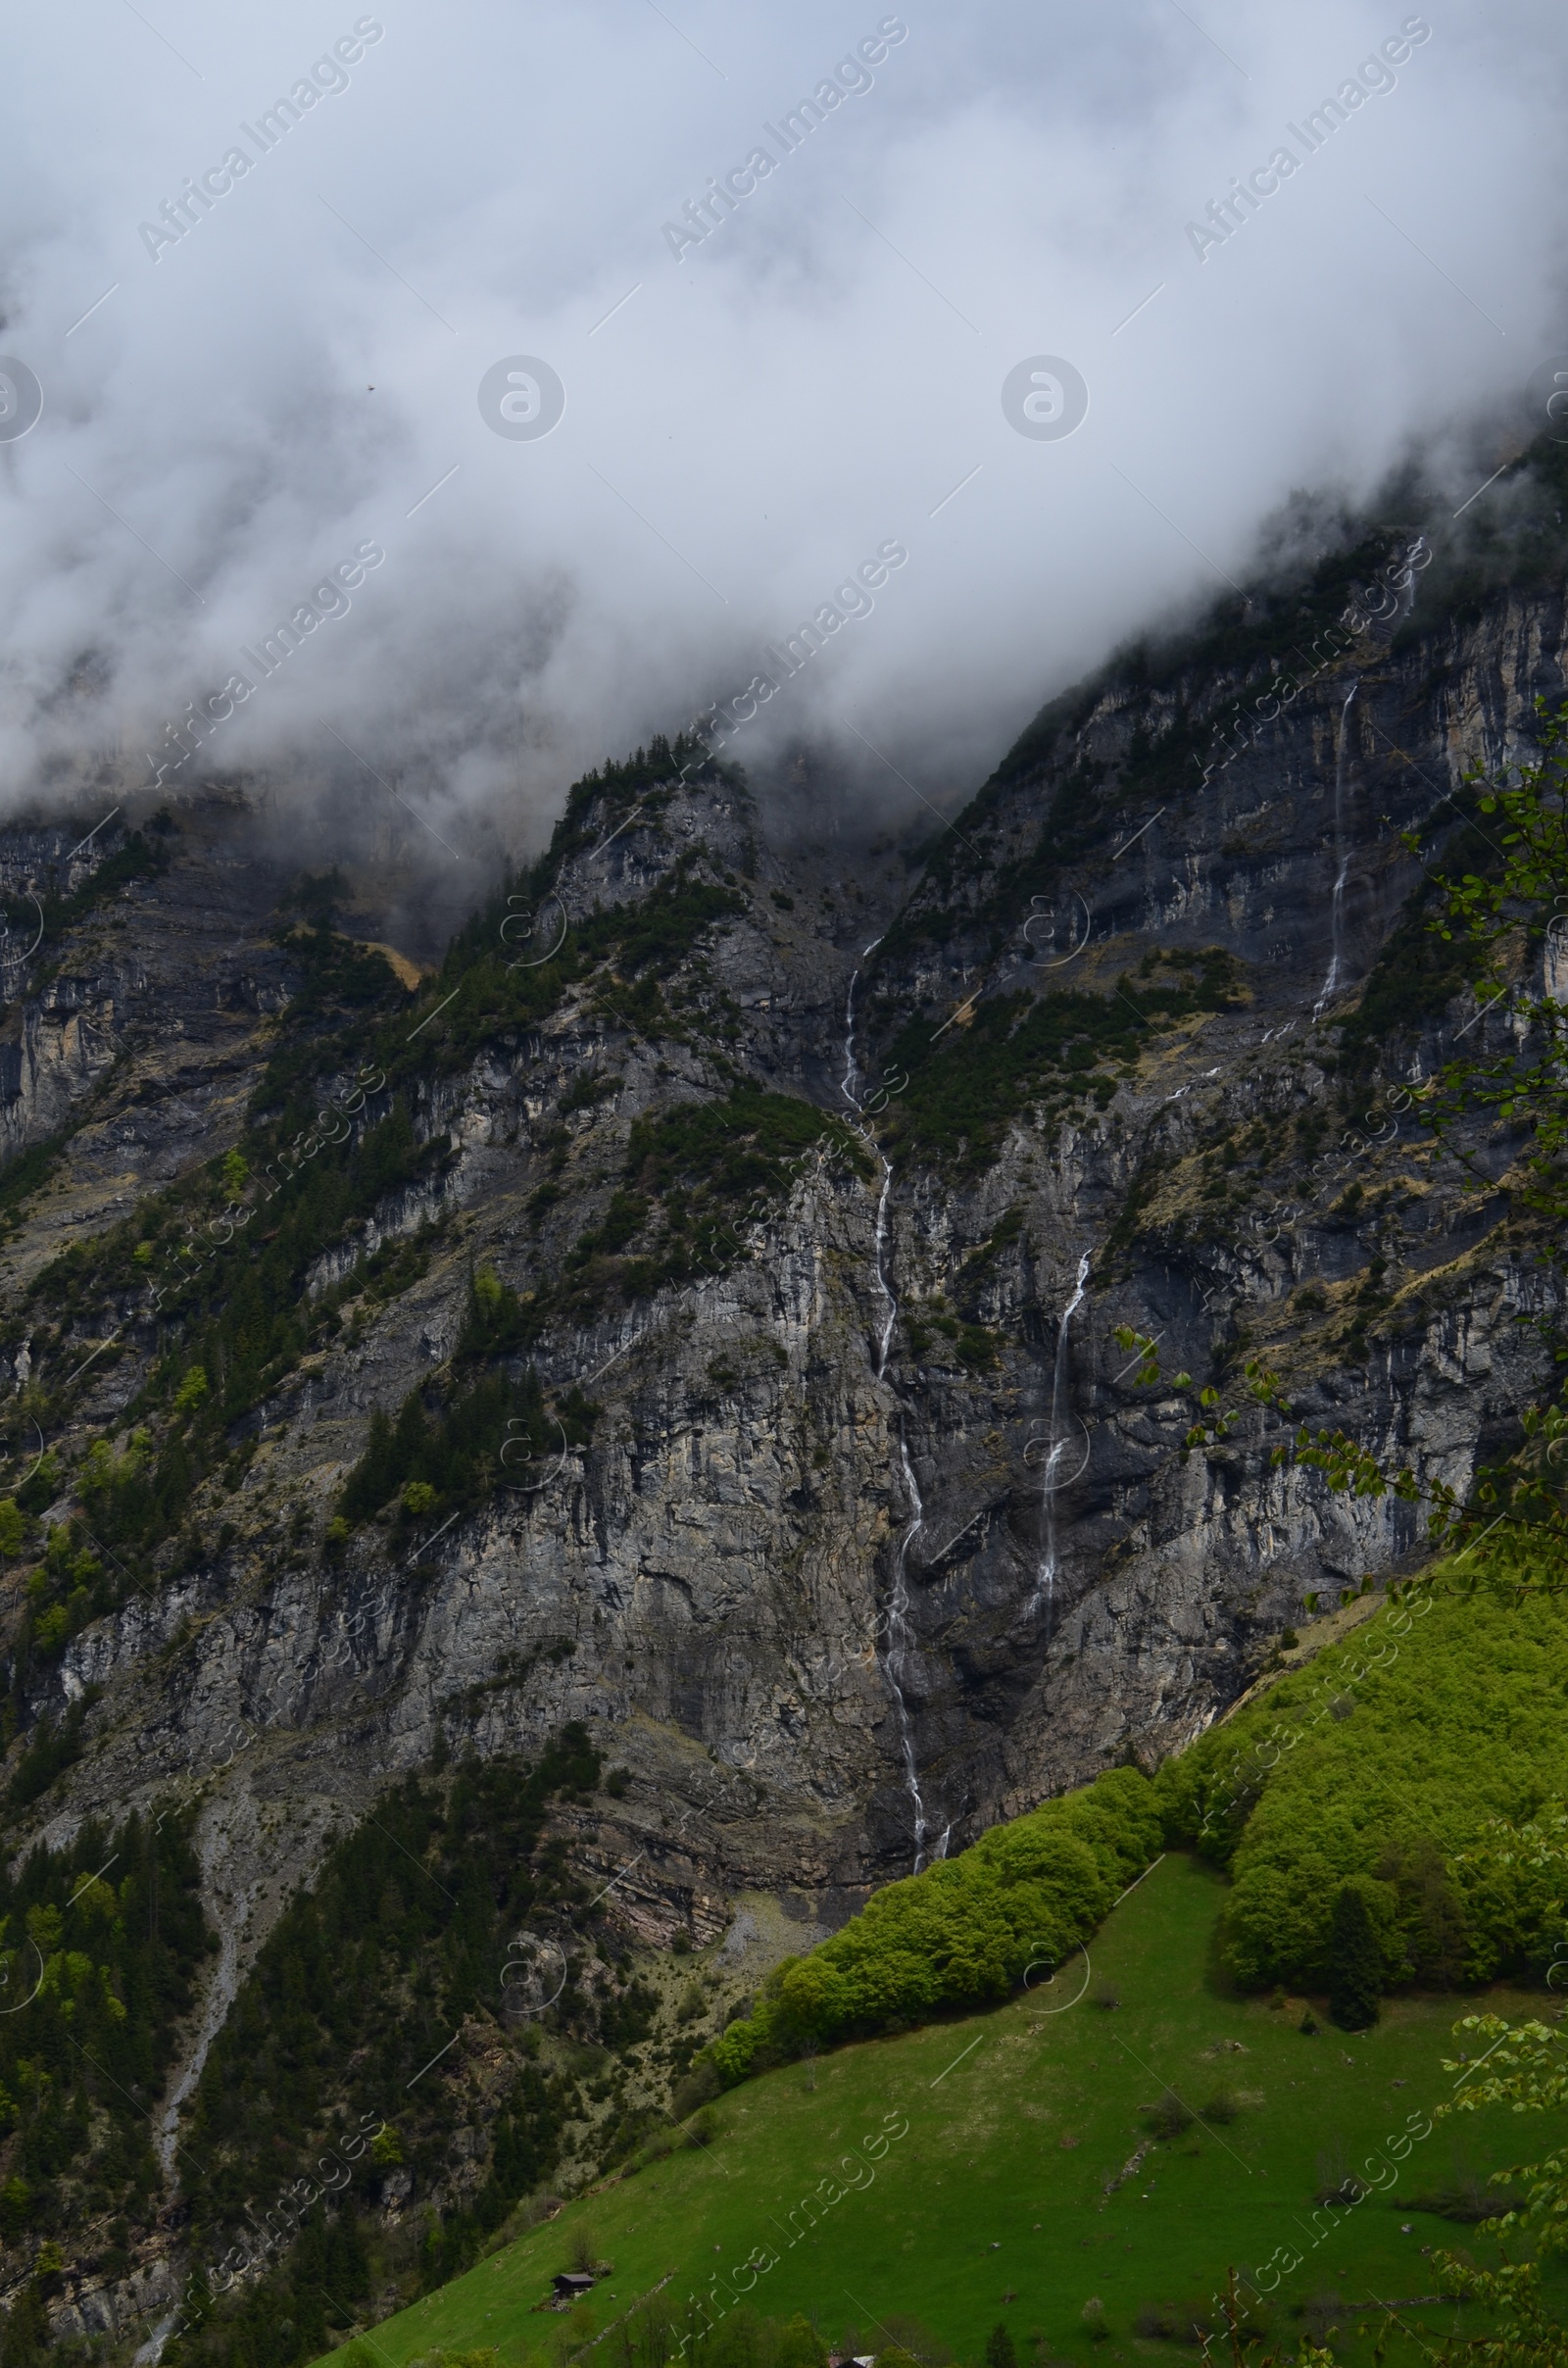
(0, 0, 1563, 858)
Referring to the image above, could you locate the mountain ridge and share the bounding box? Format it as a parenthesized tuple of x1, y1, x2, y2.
(0, 491, 1565, 2352)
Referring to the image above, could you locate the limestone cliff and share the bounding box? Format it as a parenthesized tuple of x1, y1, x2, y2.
(0, 528, 1562, 2337)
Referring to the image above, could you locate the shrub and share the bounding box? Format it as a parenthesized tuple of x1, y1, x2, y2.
(669, 2059, 720, 2119)
(1133, 2303, 1212, 2343)
(1400, 2174, 1527, 2223)
(707, 1767, 1161, 2082)
(1200, 2085, 1240, 2125)
(883, 957, 1242, 1174)
(1147, 2092, 1194, 2140)
(1300, 2290, 1348, 2344)
(456, 1263, 532, 1358)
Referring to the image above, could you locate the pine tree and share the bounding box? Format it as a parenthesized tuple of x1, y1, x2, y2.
(985, 2325, 1018, 2368)
(0, 2281, 51, 2368)
(341, 1406, 396, 1522)
(1328, 1883, 1382, 2029)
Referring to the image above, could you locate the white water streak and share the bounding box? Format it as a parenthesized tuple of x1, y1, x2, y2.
(1029, 1252, 1091, 1622)
(844, 951, 934, 1868)
(888, 1431, 932, 1872)
(1313, 680, 1360, 1017)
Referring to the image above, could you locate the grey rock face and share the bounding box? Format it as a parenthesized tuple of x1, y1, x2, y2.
(0, 576, 1559, 2188)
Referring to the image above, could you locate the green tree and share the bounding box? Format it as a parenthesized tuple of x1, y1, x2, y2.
(1326, 1885, 1381, 2031)
(0, 2279, 50, 2368)
(775, 2315, 828, 2368)
(985, 2326, 1018, 2368)
(0, 1500, 23, 1564)
(1433, 2011, 1568, 2366)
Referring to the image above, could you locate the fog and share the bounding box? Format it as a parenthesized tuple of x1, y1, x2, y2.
(0, 0, 1564, 859)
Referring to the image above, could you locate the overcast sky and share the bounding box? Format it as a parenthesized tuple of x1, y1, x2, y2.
(1, 1, 1564, 854)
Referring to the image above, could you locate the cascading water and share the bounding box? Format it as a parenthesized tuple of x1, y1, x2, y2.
(843, 945, 934, 1868)
(887, 1433, 934, 1871)
(1313, 681, 1360, 1016)
(870, 1164, 898, 1378)
(840, 963, 866, 1115)
(1029, 1252, 1091, 1626)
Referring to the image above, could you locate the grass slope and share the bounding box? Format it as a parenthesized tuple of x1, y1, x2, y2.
(314, 1857, 1565, 2368)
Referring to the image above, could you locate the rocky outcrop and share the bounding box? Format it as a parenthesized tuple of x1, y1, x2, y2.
(0, 567, 1563, 2243)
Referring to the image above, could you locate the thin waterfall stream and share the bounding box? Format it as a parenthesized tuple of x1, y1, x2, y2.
(1029, 1252, 1091, 1627)
(843, 952, 940, 1870)
(1313, 680, 1360, 1017)
(888, 1433, 935, 1870)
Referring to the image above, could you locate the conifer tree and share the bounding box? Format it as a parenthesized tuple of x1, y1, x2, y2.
(1327, 1884, 1382, 2030)
(985, 2324, 1018, 2368)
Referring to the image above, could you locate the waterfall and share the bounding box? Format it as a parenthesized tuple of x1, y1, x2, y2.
(840, 965, 865, 1115)
(887, 1431, 933, 1872)
(1313, 681, 1360, 1017)
(870, 1162, 898, 1378)
(844, 943, 933, 1869)
(1029, 1252, 1091, 1624)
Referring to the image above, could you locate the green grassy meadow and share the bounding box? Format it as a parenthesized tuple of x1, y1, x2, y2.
(318, 1855, 1566, 2367)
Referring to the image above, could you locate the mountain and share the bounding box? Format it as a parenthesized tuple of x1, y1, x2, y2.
(2, 451, 1566, 2354)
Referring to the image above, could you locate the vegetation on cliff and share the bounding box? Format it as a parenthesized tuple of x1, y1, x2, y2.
(708, 1769, 1161, 2081)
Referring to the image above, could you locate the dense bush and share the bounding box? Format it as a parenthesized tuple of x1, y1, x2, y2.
(709, 1767, 1161, 2081)
(1153, 1581, 1568, 1991)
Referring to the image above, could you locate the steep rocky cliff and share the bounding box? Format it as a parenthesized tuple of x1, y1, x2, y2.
(2, 490, 1565, 2344)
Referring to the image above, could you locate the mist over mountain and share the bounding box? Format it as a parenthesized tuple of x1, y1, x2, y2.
(2, 0, 1566, 854)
